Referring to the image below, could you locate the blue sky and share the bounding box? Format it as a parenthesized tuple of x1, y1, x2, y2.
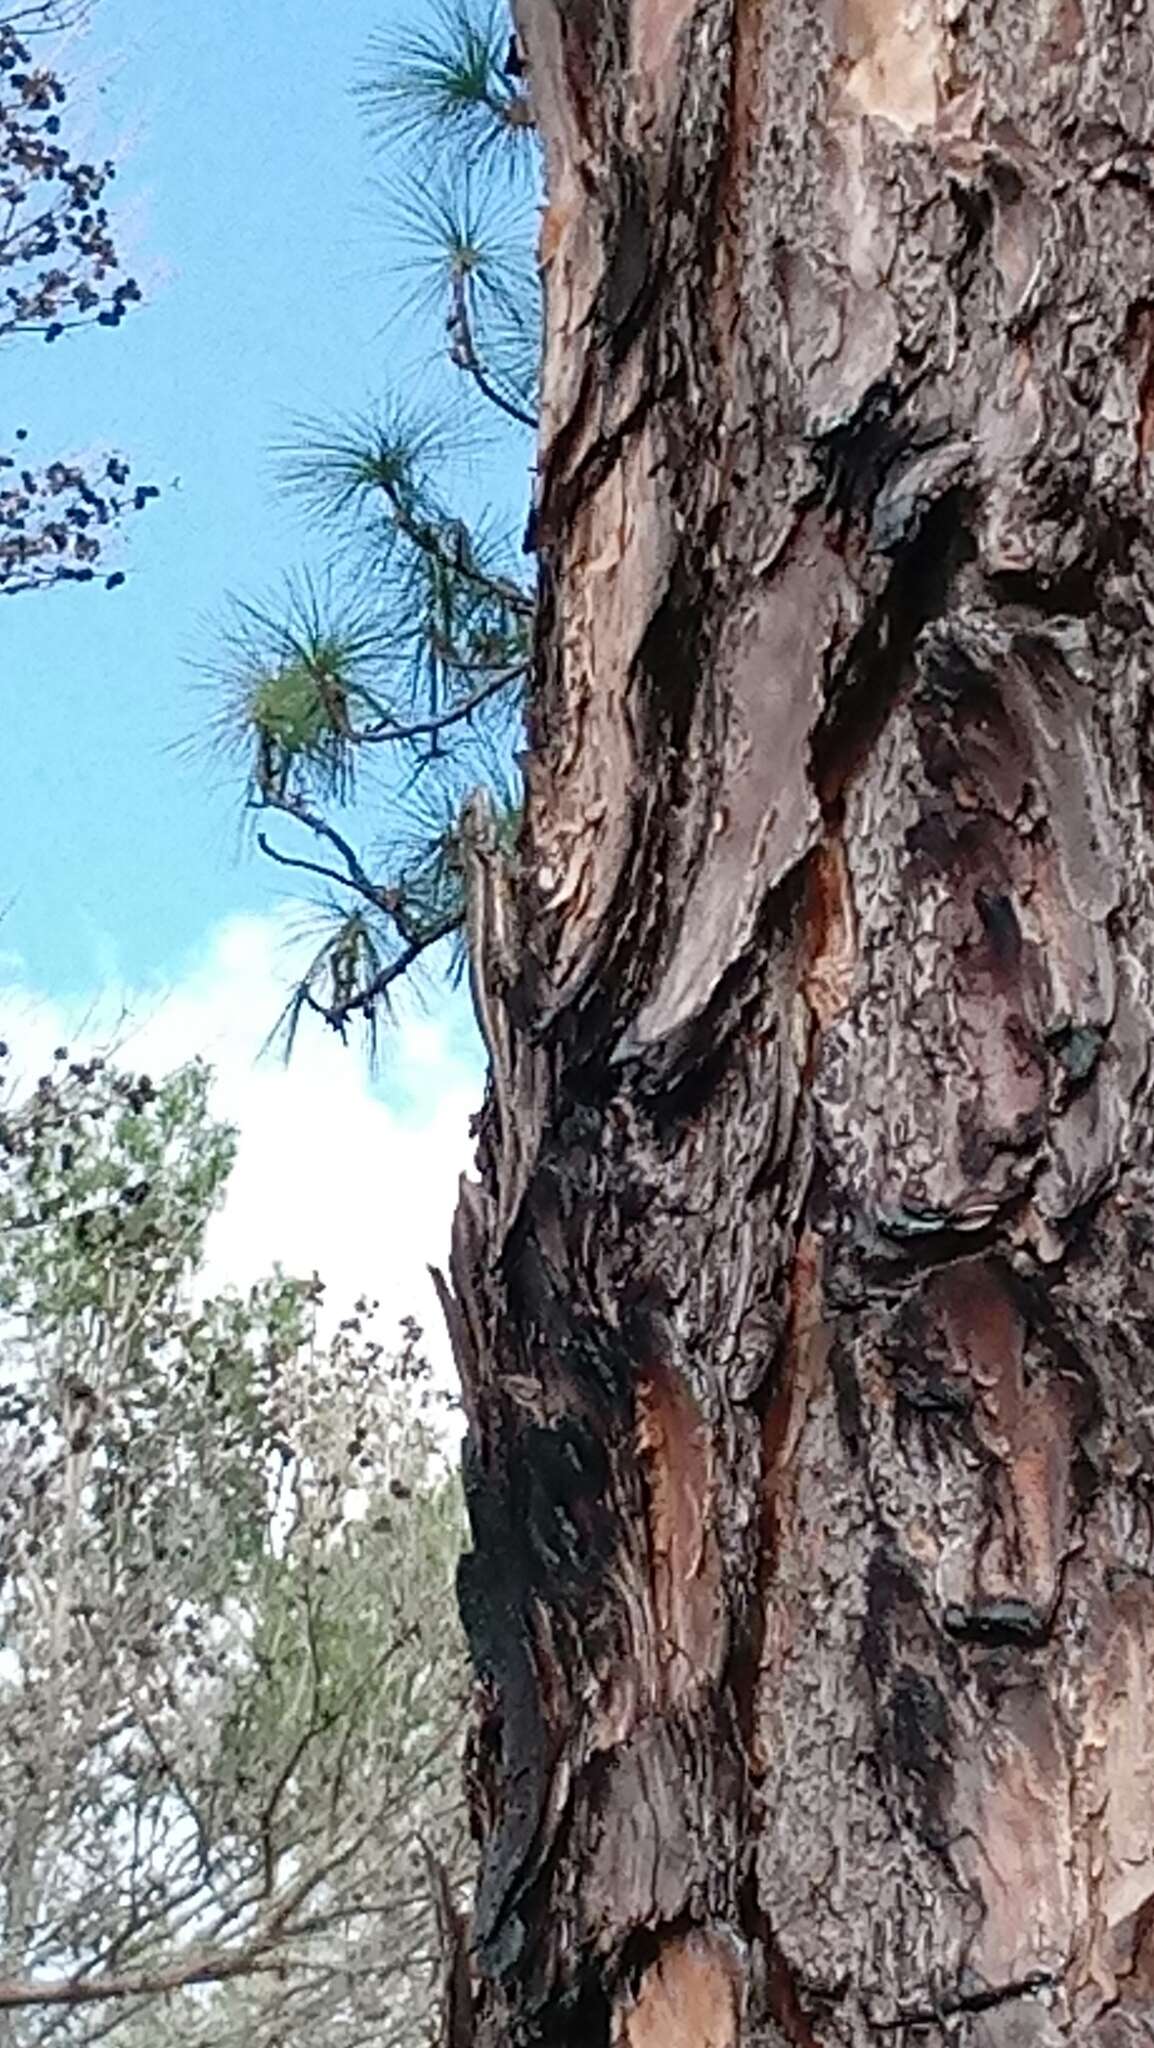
(2, 0, 523, 1000)
(0, 0, 533, 1345)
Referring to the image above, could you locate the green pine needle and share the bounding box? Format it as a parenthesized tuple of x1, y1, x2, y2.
(274, 402, 464, 537)
(197, 574, 392, 803)
(360, 0, 535, 181)
(207, 2, 544, 1052)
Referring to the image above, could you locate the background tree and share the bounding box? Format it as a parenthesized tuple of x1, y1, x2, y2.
(0, 1048, 469, 2047)
(1, 2, 150, 597)
(205, 0, 539, 1055)
(433, 3, 1154, 2048)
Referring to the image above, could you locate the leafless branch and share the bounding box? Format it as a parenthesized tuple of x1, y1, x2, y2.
(352, 664, 526, 744)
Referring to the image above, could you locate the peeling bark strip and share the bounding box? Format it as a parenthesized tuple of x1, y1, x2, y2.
(446, 0, 1154, 2039)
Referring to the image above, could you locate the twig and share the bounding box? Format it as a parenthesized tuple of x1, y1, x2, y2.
(354, 666, 526, 744)
(302, 912, 462, 1036)
(448, 272, 538, 434)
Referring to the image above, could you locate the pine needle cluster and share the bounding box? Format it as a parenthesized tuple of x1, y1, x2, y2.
(203, 0, 539, 1058)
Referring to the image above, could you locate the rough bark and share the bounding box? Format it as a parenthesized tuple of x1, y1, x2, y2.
(445, 0, 1154, 2040)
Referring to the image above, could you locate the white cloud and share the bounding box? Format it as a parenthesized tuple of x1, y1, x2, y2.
(0, 913, 483, 1379)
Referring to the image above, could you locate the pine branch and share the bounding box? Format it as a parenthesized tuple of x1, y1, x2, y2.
(200, 5, 543, 1047)
(255, 835, 375, 904)
(384, 490, 534, 619)
(252, 795, 383, 906)
(447, 270, 538, 431)
(353, 665, 527, 743)
(360, 0, 534, 176)
(299, 913, 463, 1041)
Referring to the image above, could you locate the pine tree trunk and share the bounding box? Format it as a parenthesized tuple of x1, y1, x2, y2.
(444, 1, 1154, 2039)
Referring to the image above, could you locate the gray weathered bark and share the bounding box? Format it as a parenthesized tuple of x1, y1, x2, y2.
(445, 0, 1154, 2039)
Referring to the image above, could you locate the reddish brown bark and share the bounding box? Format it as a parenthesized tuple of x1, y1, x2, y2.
(446, 0, 1154, 2039)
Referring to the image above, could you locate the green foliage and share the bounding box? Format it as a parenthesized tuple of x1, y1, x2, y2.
(0, 1055, 233, 1319)
(206, 576, 380, 804)
(0, 1047, 470, 2047)
(203, 0, 539, 1058)
(385, 163, 540, 420)
(359, 0, 535, 178)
